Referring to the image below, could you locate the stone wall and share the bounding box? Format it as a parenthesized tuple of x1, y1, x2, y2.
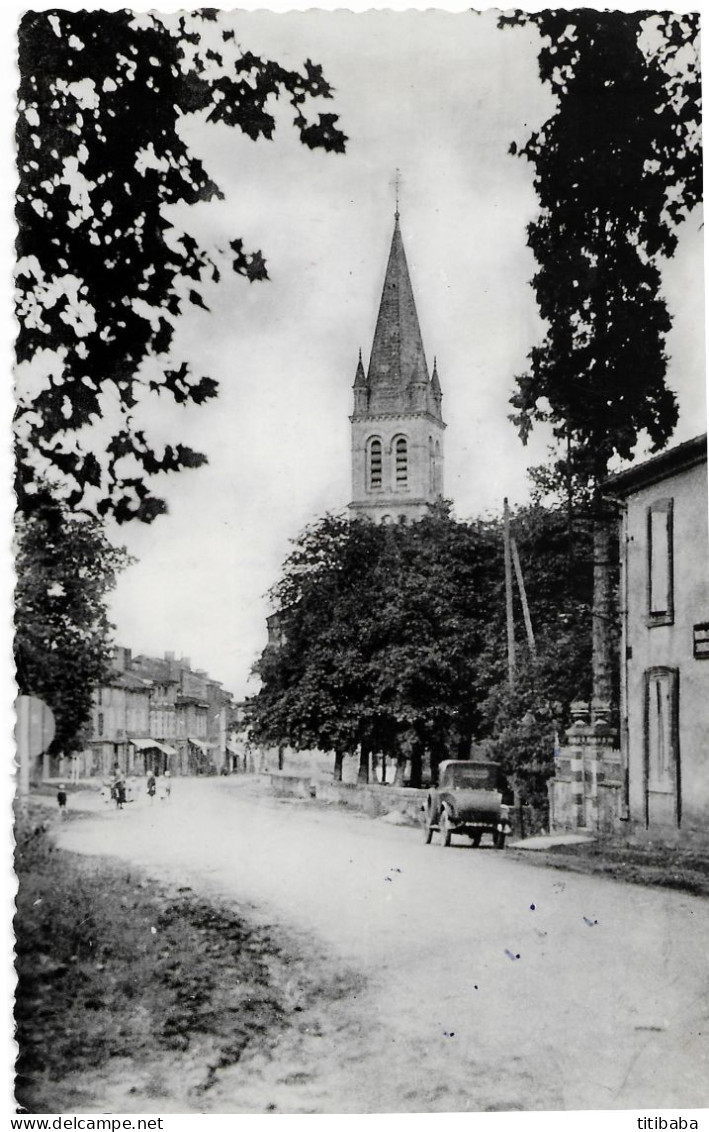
(269, 772, 424, 823)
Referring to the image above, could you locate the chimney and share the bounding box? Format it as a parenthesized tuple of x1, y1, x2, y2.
(114, 646, 132, 672)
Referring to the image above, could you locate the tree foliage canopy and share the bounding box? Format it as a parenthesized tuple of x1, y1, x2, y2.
(16, 9, 346, 523)
(476, 503, 596, 803)
(14, 503, 131, 752)
(249, 506, 594, 801)
(250, 511, 501, 760)
(504, 10, 701, 487)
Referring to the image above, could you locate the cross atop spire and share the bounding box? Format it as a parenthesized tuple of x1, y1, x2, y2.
(390, 168, 402, 219)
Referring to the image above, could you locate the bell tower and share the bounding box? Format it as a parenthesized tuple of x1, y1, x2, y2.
(349, 212, 445, 522)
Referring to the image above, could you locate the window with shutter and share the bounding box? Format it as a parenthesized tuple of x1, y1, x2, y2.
(647, 499, 674, 625)
(395, 436, 408, 488)
(368, 438, 382, 490)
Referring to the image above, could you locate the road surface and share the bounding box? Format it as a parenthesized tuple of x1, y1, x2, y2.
(57, 778, 709, 1113)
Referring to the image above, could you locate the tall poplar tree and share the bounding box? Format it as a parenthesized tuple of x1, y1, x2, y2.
(503, 10, 702, 705)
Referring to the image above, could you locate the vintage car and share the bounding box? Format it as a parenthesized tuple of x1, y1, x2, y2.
(423, 759, 512, 848)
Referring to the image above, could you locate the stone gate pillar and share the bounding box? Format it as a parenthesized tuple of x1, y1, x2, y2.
(549, 699, 621, 833)
(588, 698, 620, 831)
(566, 701, 591, 829)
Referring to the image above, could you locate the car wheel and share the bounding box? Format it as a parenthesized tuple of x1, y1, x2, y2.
(493, 830, 506, 850)
(440, 807, 452, 847)
(471, 832, 482, 848)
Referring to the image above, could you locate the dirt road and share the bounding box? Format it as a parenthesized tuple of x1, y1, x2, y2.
(57, 778, 709, 1113)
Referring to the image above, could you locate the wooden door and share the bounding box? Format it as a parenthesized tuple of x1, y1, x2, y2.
(644, 667, 680, 828)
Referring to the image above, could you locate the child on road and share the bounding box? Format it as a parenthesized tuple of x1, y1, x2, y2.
(160, 770, 172, 802)
(56, 783, 67, 819)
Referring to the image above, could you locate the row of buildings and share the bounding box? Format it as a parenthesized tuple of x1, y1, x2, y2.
(72, 648, 248, 779)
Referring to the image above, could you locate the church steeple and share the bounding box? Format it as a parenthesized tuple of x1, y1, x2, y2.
(348, 211, 446, 523)
(366, 214, 430, 405)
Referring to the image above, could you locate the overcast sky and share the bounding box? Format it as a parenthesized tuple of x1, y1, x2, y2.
(10, 5, 708, 700)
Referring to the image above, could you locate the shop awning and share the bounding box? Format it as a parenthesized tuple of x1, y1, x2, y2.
(130, 738, 177, 756)
(188, 737, 208, 752)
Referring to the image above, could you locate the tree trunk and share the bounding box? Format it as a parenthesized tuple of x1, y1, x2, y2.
(566, 426, 575, 567)
(430, 744, 443, 786)
(409, 740, 423, 789)
(333, 750, 344, 782)
(357, 743, 369, 785)
(592, 509, 614, 711)
(393, 756, 406, 786)
(277, 744, 284, 771)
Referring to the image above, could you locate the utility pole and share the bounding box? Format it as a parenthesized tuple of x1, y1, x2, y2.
(503, 498, 516, 687)
(511, 537, 536, 657)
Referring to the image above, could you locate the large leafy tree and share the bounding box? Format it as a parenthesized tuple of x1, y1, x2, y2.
(16, 9, 346, 523)
(249, 510, 502, 785)
(249, 503, 594, 806)
(503, 11, 701, 703)
(14, 504, 131, 753)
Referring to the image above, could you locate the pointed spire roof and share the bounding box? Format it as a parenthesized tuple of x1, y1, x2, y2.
(353, 348, 367, 388)
(367, 215, 429, 397)
(431, 356, 442, 398)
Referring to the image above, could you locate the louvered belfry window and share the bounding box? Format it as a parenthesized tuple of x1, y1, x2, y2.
(369, 439, 382, 489)
(395, 437, 408, 487)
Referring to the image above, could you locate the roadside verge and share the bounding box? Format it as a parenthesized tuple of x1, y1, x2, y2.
(14, 807, 357, 1113)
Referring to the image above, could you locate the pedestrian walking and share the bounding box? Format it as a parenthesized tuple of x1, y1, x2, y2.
(160, 769, 172, 802)
(113, 772, 126, 810)
(56, 783, 67, 820)
(146, 773, 156, 802)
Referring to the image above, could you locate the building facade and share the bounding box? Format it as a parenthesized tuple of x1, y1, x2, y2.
(131, 652, 230, 775)
(548, 435, 709, 842)
(79, 649, 233, 778)
(608, 434, 709, 839)
(349, 212, 445, 523)
(84, 662, 151, 778)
